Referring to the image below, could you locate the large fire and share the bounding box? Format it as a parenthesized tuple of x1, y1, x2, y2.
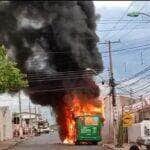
(60, 94, 105, 144)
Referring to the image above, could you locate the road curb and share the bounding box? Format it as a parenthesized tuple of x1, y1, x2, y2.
(0, 138, 27, 150)
(103, 144, 115, 150)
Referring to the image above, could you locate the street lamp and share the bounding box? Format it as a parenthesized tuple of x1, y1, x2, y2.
(127, 11, 150, 18)
(85, 68, 105, 85)
(85, 68, 98, 75)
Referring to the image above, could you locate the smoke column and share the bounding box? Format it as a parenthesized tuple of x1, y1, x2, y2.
(0, 1, 103, 141)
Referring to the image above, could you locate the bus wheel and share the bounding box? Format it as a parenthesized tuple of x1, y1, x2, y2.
(75, 141, 80, 145)
(129, 144, 140, 150)
(92, 142, 98, 145)
(146, 145, 150, 150)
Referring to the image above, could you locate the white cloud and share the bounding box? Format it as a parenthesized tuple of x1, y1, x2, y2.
(94, 1, 132, 8)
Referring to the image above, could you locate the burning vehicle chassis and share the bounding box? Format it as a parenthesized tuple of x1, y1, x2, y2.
(58, 94, 105, 145)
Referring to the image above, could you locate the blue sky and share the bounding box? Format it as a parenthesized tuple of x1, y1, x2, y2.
(94, 1, 150, 98)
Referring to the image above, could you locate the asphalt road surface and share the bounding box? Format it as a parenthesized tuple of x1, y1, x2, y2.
(9, 132, 110, 150)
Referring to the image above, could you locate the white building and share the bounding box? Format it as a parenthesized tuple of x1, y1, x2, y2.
(0, 106, 13, 141)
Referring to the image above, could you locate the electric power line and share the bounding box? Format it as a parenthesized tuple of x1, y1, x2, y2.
(97, 20, 150, 24)
(100, 43, 150, 54)
(119, 20, 150, 41)
(118, 73, 150, 88)
(96, 26, 150, 32)
(103, 1, 134, 39)
(132, 82, 150, 93)
(34, 42, 150, 56)
(107, 2, 147, 40)
(119, 65, 150, 83)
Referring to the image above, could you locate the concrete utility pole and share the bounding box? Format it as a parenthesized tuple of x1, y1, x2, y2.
(29, 100, 31, 126)
(130, 89, 134, 104)
(18, 90, 22, 127)
(108, 40, 120, 147)
(108, 40, 120, 107)
(100, 40, 120, 105)
(18, 90, 23, 138)
(140, 95, 144, 121)
(100, 40, 120, 147)
(35, 105, 38, 126)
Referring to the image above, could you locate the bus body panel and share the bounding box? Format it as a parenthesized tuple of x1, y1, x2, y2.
(75, 115, 103, 142)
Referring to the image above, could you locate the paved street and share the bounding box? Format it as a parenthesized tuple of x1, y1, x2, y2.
(9, 132, 110, 150)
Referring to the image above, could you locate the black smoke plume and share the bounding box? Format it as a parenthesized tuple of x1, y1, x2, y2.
(0, 1, 103, 140)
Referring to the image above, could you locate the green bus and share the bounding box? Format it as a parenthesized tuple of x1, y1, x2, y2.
(75, 115, 103, 145)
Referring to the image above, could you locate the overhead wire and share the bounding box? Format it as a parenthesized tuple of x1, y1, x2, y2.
(97, 20, 150, 24)
(28, 75, 93, 82)
(118, 65, 150, 83)
(103, 1, 134, 40)
(122, 36, 150, 44)
(34, 43, 150, 55)
(132, 82, 150, 93)
(142, 90, 150, 97)
(119, 20, 150, 41)
(118, 73, 150, 88)
(117, 2, 150, 41)
(101, 43, 150, 58)
(27, 69, 103, 76)
(28, 79, 104, 94)
(116, 86, 140, 99)
(96, 26, 150, 32)
(28, 86, 98, 93)
(100, 43, 150, 53)
(108, 2, 147, 40)
(97, 2, 150, 97)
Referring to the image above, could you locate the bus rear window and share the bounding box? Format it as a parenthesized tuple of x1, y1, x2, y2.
(84, 116, 99, 126)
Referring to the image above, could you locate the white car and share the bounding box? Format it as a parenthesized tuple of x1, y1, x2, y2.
(40, 127, 50, 134)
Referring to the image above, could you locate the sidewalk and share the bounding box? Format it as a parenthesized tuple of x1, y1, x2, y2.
(104, 143, 130, 150)
(0, 138, 27, 150)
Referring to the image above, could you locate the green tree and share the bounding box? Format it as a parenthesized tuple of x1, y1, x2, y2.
(0, 45, 28, 93)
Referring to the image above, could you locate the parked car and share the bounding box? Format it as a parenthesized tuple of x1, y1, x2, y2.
(41, 127, 50, 134)
(38, 120, 50, 134)
(50, 129, 54, 133)
(128, 120, 150, 150)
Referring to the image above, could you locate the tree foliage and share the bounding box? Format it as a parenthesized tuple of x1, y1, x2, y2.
(0, 45, 28, 93)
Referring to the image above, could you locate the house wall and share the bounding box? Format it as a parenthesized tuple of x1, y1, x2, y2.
(101, 95, 134, 143)
(101, 96, 114, 143)
(101, 94, 150, 144)
(0, 106, 13, 141)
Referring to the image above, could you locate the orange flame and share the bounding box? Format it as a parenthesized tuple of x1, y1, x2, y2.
(62, 95, 105, 144)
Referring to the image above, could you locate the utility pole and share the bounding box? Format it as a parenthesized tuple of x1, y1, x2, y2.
(140, 95, 144, 121)
(18, 90, 22, 127)
(29, 100, 31, 126)
(100, 40, 120, 147)
(35, 105, 37, 126)
(109, 96, 112, 138)
(108, 40, 119, 107)
(18, 90, 23, 138)
(108, 40, 120, 147)
(130, 89, 134, 104)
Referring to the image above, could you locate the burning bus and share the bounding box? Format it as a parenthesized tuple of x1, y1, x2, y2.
(62, 95, 105, 145)
(74, 115, 103, 145)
